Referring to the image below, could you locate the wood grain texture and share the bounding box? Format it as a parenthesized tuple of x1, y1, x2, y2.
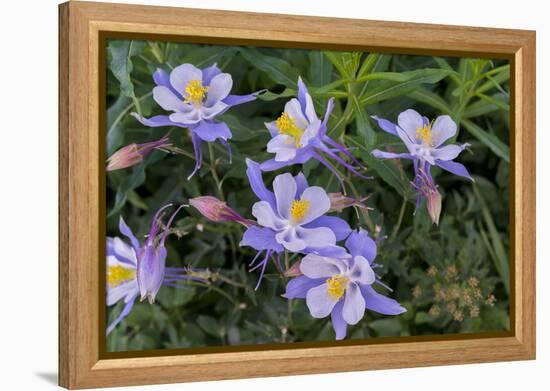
(58, 1, 536, 389)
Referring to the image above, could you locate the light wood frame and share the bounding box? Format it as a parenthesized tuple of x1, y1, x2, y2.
(59, 1, 536, 389)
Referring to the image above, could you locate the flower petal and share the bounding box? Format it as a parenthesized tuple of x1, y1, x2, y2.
(397, 109, 423, 142)
(107, 237, 137, 266)
(372, 150, 414, 160)
(131, 113, 182, 128)
(275, 227, 306, 252)
(306, 283, 338, 318)
(252, 201, 286, 230)
(200, 101, 228, 119)
(435, 159, 473, 181)
(205, 73, 233, 106)
(273, 173, 298, 220)
(432, 144, 466, 161)
(118, 217, 140, 254)
(299, 186, 331, 225)
(371, 115, 399, 136)
(245, 158, 276, 207)
(267, 134, 298, 162)
(169, 109, 201, 125)
(285, 98, 309, 130)
(170, 64, 202, 96)
(223, 93, 258, 107)
(295, 226, 337, 249)
(345, 229, 376, 263)
(193, 120, 232, 142)
(431, 115, 457, 147)
(153, 86, 188, 112)
(331, 300, 348, 340)
(300, 253, 347, 279)
(303, 88, 318, 123)
(349, 256, 375, 285)
(283, 275, 324, 299)
(240, 226, 284, 252)
(300, 119, 321, 146)
(303, 216, 351, 241)
(342, 282, 366, 325)
(265, 120, 280, 137)
(201, 63, 222, 85)
(294, 172, 309, 196)
(361, 285, 407, 315)
(107, 294, 138, 335)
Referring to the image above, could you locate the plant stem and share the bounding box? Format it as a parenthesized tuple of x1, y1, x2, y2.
(390, 197, 407, 242)
(208, 143, 225, 201)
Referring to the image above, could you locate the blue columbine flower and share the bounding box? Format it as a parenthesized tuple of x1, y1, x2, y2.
(371, 109, 473, 224)
(131, 63, 260, 179)
(240, 159, 351, 289)
(106, 204, 204, 334)
(260, 78, 368, 183)
(283, 229, 406, 340)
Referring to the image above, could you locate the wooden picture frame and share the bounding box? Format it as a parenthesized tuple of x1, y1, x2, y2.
(58, 1, 536, 388)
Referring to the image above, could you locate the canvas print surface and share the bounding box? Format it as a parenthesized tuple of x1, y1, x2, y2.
(105, 39, 510, 352)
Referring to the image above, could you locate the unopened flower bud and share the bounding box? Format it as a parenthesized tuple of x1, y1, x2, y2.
(189, 196, 254, 227)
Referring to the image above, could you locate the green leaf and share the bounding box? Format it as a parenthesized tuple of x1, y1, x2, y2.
(108, 40, 146, 115)
(475, 92, 510, 111)
(360, 69, 455, 105)
(463, 93, 509, 119)
(350, 94, 376, 147)
(181, 46, 238, 68)
(407, 88, 451, 113)
(473, 185, 510, 293)
(462, 120, 510, 162)
(308, 51, 333, 86)
(197, 315, 223, 338)
(347, 136, 411, 197)
(257, 88, 296, 101)
(239, 48, 300, 88)
(323, 51, 361, 79)
(108, 164, 146, 217)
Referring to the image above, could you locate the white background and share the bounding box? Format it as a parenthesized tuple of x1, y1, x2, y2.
(0, 0, 546, 389)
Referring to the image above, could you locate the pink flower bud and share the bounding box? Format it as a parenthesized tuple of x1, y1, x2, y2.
(106, 144, 142, 171)
(189, 196, 254, 227)
(284, 260, 302, 277)
(328, 192, 370, 213)
(106, 135, 171, 171)
(427, 189, 442, 226)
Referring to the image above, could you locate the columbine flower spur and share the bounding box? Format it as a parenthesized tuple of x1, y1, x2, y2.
(260, 77, 368, 183)
(131, 63, 260, 179)
(284, 229, 406, 339)
(371, 109, 473, 224)
(240, 159, 351, 288)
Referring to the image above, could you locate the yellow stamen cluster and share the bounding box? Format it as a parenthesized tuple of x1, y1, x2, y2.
(107, 265, 136, 288)
(416, 122, 434, 146)
(276, 112, 304, 147)
(326, 275, 349, 300)
(289, 199, 310, 221)
(184, 79, 209, 105)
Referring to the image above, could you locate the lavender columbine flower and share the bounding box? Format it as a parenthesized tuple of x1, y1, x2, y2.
(260, 78, 368, 183)
(106, 134, 171, 171)
(284, 229, 406, 340)
(240, 159, 351, 288)
(189, 196, 255, 227)
(118, 204, 184, 304)
(371, 109, 472, 224)
(131, 63, 259, 179)
(106, 206, 204, 334)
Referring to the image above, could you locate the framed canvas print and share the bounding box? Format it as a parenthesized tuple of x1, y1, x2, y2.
(58, 1, 536, 389)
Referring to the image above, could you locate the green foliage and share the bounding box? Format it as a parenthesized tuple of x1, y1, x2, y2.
(106, 40, 510, 351)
